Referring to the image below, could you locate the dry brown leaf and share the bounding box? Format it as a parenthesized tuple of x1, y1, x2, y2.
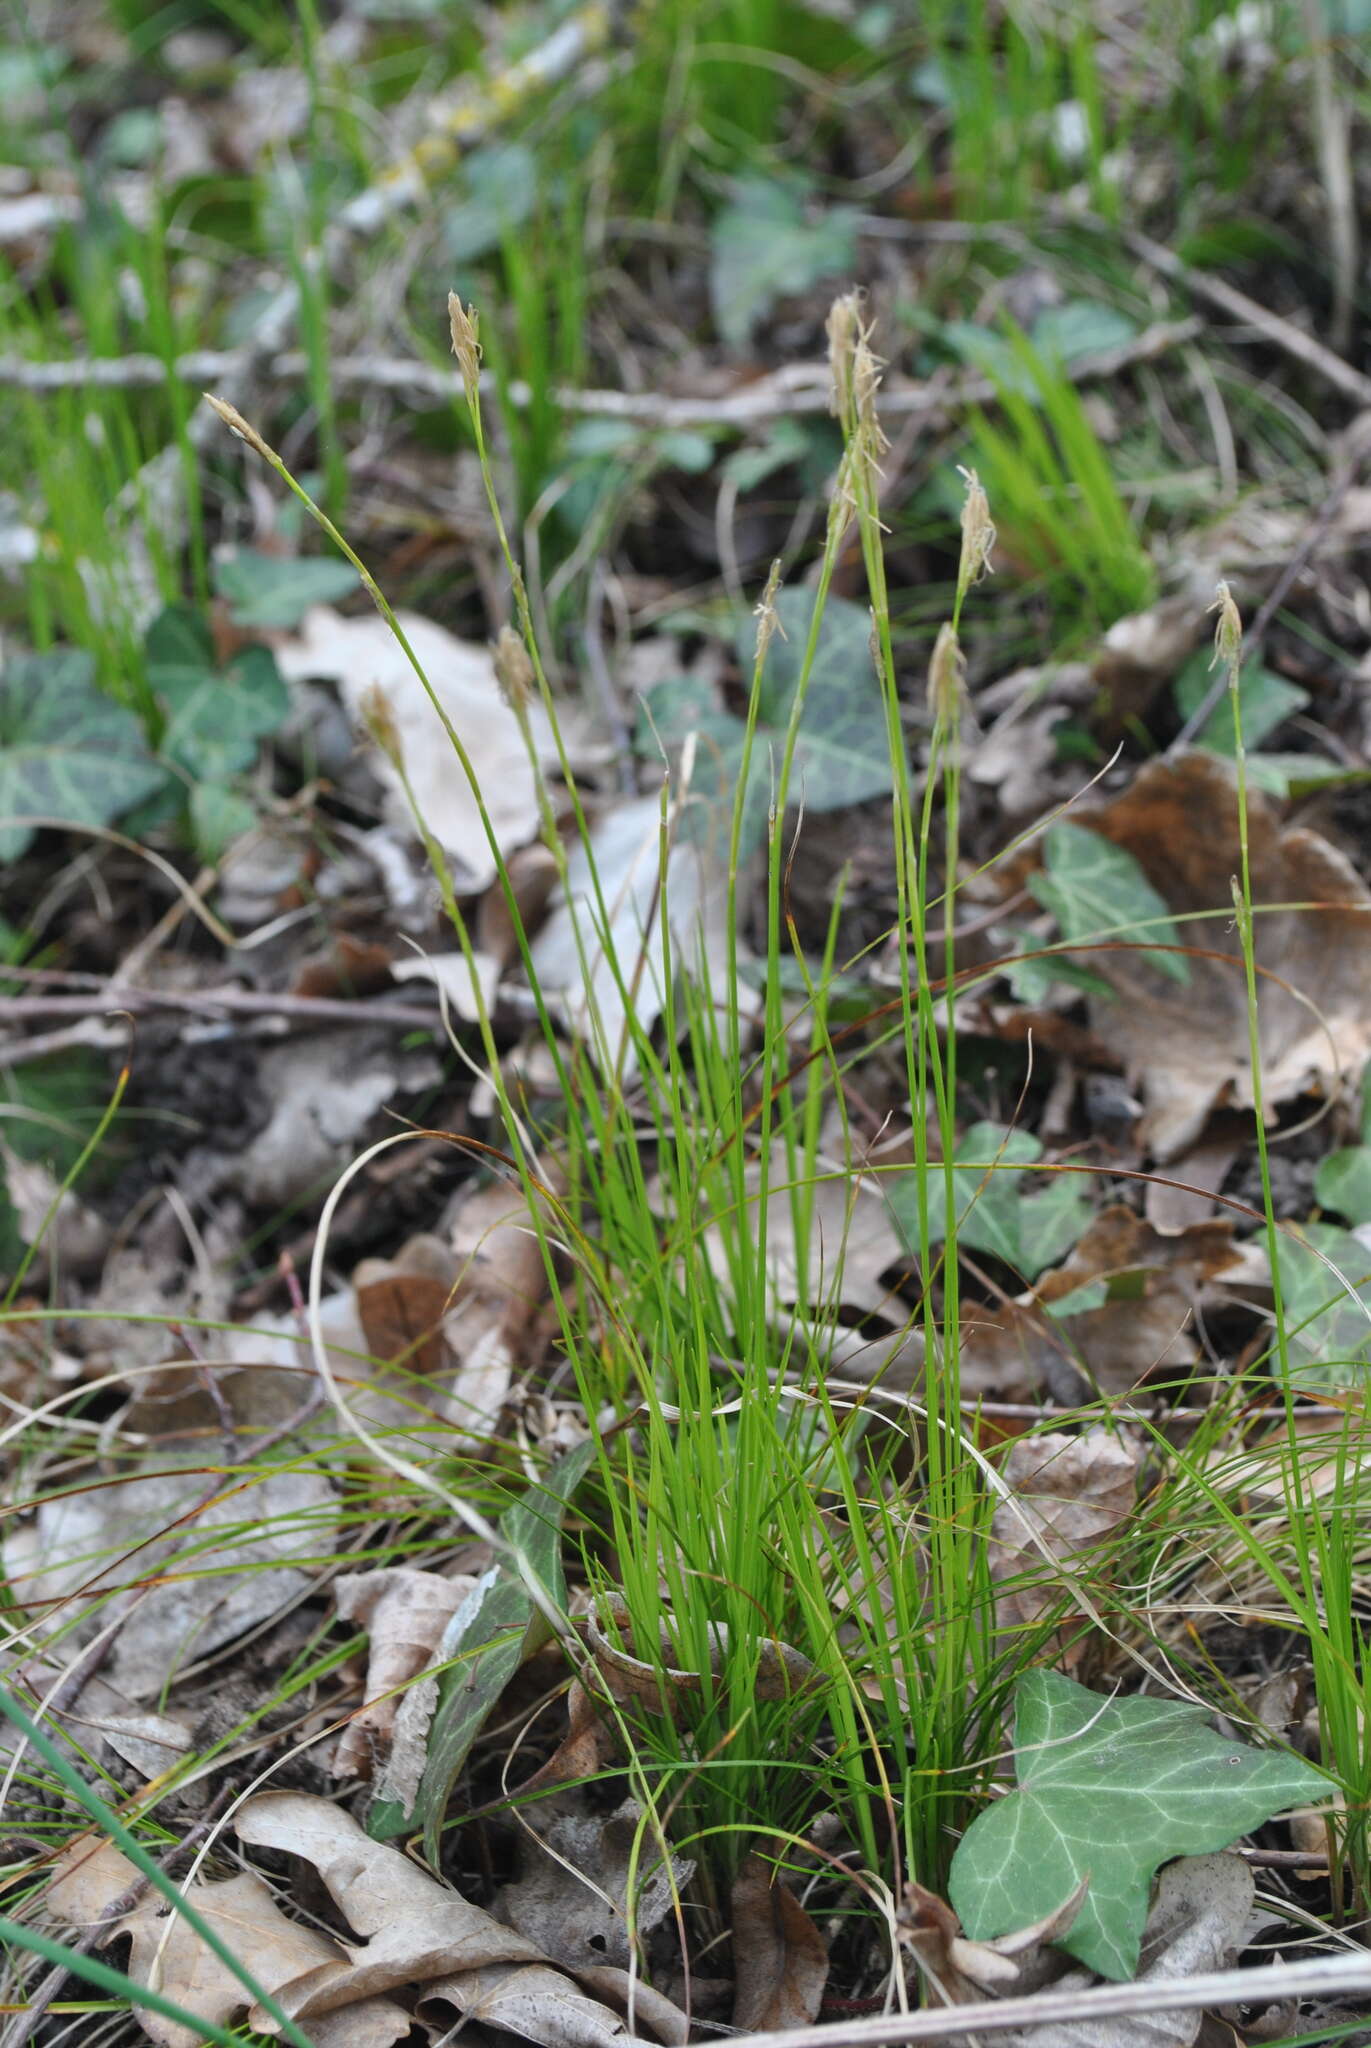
(499, 1802, 692, 1972)
(569, 1966, 690, 2046)
(348, 1206, 544, 1454)
(275, 606, 550, 892)
(304, 2002, 418, 2048)
(418, 1961, 631, 2048)
(898, 1874, 1086, 2004)
(332, 1566, 473, 1780)
(1001, 1852, 1255, 2048)
(527, 794, 758, 1068)
(45, 1836, 354, 2048)
(1064, 754, 1371, 1161)
(730, 1854, 829, 2033)
(226, 1028, 438, 1211)
(955, 1209, 1239, 1404)
(696, 1150, 906, 1321)
(5, 1452, 333, 1703)
(990, 1428, 1140, 1656)
(234, 1790, 543, 2017)
(583, 1594, 819, 1719)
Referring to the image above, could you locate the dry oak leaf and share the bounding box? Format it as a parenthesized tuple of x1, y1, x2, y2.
(990, 1427, 1140, 1653)
(418, 1961, 634, 2048)
(275, 605, 550, 893)
(958, 1208, 1240, 1404)
(332, 1566, 473, 1780)
(234, 1791, 543, 2018)
(44, 1835, 412, 2048)
(730, 1854, 829, 2033)
(499, 1801, 693, 1974)
(898, 1874, 1087, 2005)
(1062, 753, 1371, 1161)
(583, 1593, 820, 1719)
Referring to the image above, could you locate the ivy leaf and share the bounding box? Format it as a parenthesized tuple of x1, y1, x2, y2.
(214, 549, 359, 630)
(710, 176, 858, 349)
(1273, 1224, 1371, 1387)
(147, 612, 290, 784)
(745, 588, 891, 812)
(0, 649, 168, 861)
(369, 1442, 595, 1858)
(640, 588, 890, 856)
(1029, 821, 1188, 984)
(442, 140, 538, 263)
(1173, 647, 1308, 754)
(1243, 752, 1370, 797)
(190, 782, 257, 862)
(886, 1122, 1090, 1280)
(1315, 1147, 1371, 1226)
(950, 1670, 1329, 1981)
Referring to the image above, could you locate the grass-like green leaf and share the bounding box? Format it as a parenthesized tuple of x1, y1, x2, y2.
(949, 1670, 1329, 1980)
(1030, 821, 1188, 983)
(371, 1441, 595, 1861)
(0, 649, 168, 861)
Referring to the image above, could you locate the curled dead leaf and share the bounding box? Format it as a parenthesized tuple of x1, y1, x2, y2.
(45, 1835, 364, 2048)
(1061, 754, 1371, 1161)
(730, 1854, 829, 2033)
(583, 1594, 820, 1718)
(234, 1791, 543, 2016)
(990, 1428, 1140, 1659)
(332, 1566, 473, 1780)
(958, 1208, 1240, 1404)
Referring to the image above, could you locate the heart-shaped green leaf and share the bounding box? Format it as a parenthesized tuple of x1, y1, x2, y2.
(0, 649, 167, 861)
(159, 643, 289, 783)
(214, 549, 359, 629)
(950, 1670, 1329, 1980)
(709, 175, 858, 349)
(1029, 821, 1188, 984)
(887, 1122, 1091, 1280)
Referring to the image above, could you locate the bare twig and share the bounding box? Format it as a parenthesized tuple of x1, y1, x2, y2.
(0, 318, 1201, 430)
(1125, 228, 1371, 408)
(0, 982, 441, 1033)
(736, 1950, 1371, 2048)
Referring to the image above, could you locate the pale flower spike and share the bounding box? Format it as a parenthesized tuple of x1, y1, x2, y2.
(447, 293, 482, 401)
(825, 292, 862, 420)
(204, 393, 272, 462)
(493, 624, 535, 708)
(956, 466, 996, 601)
(1210, 579, 1243, 685)
(753, 558, 785, 666)
(928, 620, 966, 728)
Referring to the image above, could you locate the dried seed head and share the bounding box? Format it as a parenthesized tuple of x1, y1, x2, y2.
(853, 334, 885, 433)
(204, 393, 273, 462)
(447, 293, 482, 402)
(361, 684, 403, 769)
(956, 466, 996, 602)
(826, 292, 863, 420)
(753, 559, 785, 667)
(493, 624, 536, 708)
(927, 621, 966, 729)
(1210, 579, 1243, 684)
